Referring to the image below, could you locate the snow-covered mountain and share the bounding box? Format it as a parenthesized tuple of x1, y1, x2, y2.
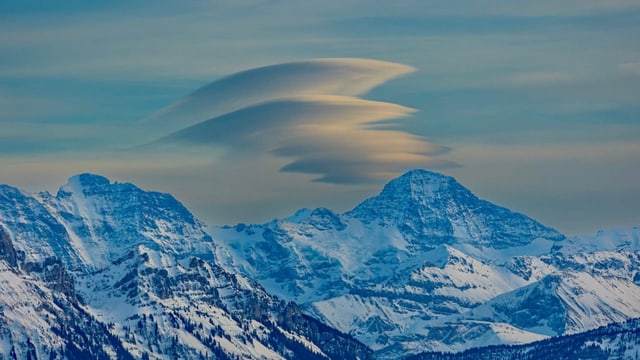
(1, 170, 638, 359)
(212, 169, 640, 358)
(406, 317, 640, 360)
(0, 174, 372, 359)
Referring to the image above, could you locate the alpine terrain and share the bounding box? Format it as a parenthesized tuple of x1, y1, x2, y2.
(0, 170, 638, 359)
(406, 318, 640, 360)
(0, 174, 372, 359)
(212, 169, 640, 359)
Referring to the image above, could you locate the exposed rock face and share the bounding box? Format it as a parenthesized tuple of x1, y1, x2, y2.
(1, 169, 638, 359)
(212, 169, 639, 358)
(0, 174, 372, 360)
(349, 169, 564, 249)
(0, 227, 17, 267)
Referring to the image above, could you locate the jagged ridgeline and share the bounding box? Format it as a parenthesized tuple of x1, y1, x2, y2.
(212, 169, 640, 358)
(0, 174, 372, 360)
(1, 170, 639, 359)
(405, 318, 640, 360)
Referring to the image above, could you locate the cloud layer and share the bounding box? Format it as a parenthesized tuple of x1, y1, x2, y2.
(148, 58, 416, 133)
(151, 59, 456, 183)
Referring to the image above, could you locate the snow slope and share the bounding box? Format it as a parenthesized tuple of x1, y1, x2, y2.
(1, 169, 637, 359)
(213, 169, 640, 358)
(0, 174, 372, 360)
(406, 318, 640, 360)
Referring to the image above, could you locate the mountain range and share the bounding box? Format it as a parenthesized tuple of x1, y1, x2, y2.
(406, 318, 640, 360)
(0, 174, 371, 359)
(211, 169, 640, 358)
(0, 170, 638, 359)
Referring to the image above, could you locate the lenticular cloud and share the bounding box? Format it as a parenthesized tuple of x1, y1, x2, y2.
(150, 58, 416, 131)
(150, 58, 456, 184)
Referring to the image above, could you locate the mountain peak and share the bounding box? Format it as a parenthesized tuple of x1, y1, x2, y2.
(382, 169, 458, 199)
(350, 169, 468, 217)
(68, 173, 111, 187)
(46, 173, 215, 269)
(61, 173, 114, 197)
(348, 169, 564, 248)
(399, 168, 451, 180)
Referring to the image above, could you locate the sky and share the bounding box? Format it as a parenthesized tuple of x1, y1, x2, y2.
(1, 0, 639, 235)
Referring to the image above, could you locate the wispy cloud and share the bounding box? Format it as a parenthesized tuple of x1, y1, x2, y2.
(619, 62, 640, 75)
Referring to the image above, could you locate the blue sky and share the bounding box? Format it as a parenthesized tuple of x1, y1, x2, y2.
(1, 0, 639, 234)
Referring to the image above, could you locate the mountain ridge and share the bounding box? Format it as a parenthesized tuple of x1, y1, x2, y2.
(212, 169, 639, 358)
(348, 169, 564, 249)
(0, 170, 638, 359)
(405, 317, 640, 360)
(0, 173, 373, 359)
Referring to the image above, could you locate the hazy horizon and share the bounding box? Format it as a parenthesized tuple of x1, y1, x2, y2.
(1, 0, 639, 235)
